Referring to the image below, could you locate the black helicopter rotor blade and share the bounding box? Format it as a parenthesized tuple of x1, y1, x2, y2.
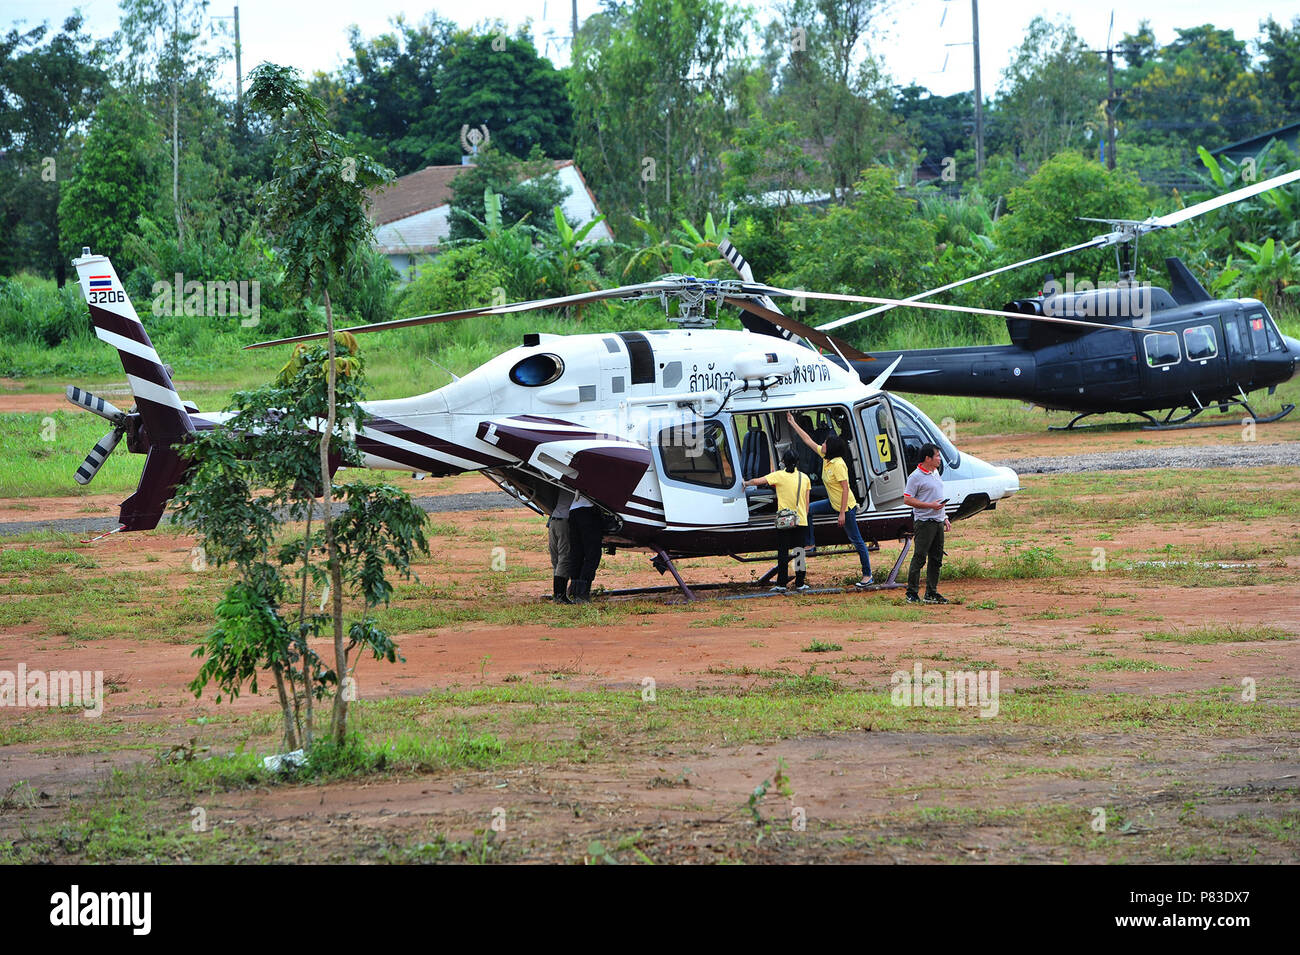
(722, 297, 873, 361)
(739, 283, 1174, 335)
(244, 280, 684, 350)
(815, 238, 1106, 331)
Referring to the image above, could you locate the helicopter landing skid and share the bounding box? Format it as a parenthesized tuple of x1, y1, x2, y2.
(1049, 402, 1295, 431)
(650, 546, 696, 601)
(598, 538, 915, 602)
(1140, 402, 1295, 431)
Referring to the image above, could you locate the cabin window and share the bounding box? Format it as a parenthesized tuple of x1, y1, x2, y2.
(662, 361, 683, 388)
(658, 421, 736, 489)
(1183, 325, 1217, 361)
(1144, 333, 1180, 368)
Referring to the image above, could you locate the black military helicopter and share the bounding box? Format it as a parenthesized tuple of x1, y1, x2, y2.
(812, 169, 1300, 429)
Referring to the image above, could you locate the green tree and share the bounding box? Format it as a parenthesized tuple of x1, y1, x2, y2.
(1122, 25, 1269, 157)
(249, 62, 397, 743)
(894, 85, 975, 181)
(408, 29, 573, 167)
(992, 152, 1155, 296)
(327, 20, 572, 176)
(569, 0, 752, 234)
(57, 94, 160, 266)
(0, 15, 107, 282)
(721, 113, 822, 210)
(774, 167, 937, 336)
(327, 14, 457, 175)
(1258, 16, 1300, 117)
(765, 0, 899, 197)
(175, 339, 427, 751)
(447, 144, 569, 240)
(115, 0, 226, 253)
(995, 16, 1105, 172)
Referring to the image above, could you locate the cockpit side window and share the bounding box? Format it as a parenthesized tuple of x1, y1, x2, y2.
(658, 420, 737, 490)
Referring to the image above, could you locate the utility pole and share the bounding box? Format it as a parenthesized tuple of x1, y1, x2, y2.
(971, 0, 984, 177)
(213, 7, 244, 131)
(572, 0, 578, 49)
(1104, 47, 1116, 170)
(234, 6, 242, 131)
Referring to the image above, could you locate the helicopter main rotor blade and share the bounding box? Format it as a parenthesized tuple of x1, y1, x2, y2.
(244, 280, 684, 350)
(723, 297, 872, 361)
(816, 238, 1106, 331)
(742, 284, 1174, 335)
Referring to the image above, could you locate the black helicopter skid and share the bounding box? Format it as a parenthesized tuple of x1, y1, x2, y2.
(1140, 400, 1295, 431)
(1049, 400, 1295, 431)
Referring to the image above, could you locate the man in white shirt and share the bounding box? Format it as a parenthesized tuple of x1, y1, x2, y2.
(902, 443, 951, 605)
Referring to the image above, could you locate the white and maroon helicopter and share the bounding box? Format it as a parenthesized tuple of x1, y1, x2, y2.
(64, 243, 1140, 598)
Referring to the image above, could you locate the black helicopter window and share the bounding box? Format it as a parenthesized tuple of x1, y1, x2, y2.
(1144, 334, 1181, 368)
(658, 421, 736, 490)
(1225, 318, 1245, 357)
(509, 353, 565, 386)
(1183, 325, 1217, 362)
(1250, 313, 1286, 353)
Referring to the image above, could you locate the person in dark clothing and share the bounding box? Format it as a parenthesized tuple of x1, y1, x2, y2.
(566, 492, 604, 603)
(548, 489, 576, 603)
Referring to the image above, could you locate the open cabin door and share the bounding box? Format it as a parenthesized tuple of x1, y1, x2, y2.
(652, 418, 748, 527)
(855, 395, 906, 511)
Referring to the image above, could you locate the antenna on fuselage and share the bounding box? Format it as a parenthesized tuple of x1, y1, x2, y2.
(426, 356, 461, 382)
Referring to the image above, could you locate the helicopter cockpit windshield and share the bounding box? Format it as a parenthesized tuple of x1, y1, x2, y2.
(888, 395, 960, 473)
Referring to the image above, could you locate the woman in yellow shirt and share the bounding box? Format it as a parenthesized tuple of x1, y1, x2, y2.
(788, 412, 873, 588)
(743, 449, 811, 592)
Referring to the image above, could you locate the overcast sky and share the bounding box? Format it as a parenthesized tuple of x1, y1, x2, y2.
(7, 0, 1292, 100)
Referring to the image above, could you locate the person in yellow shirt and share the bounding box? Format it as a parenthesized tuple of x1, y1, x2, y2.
(788, 412, 873, 588)
(743, 449, 811, 592)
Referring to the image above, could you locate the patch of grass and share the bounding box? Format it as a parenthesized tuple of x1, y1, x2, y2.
(0, 548, 99, 571)
(1081, 658, 1176, 673)
(1143, 625, 1294, 645)
(802, 639, 843, 653)
(690, 613, 745, 629)
(806, 603, 922, 623)
(944, 544, 1070, 581)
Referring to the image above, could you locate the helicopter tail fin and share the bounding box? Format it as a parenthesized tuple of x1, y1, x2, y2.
(1165, 257, 1214, 305)
(718, 239, 795, 341)
(71, 249, 195, 530)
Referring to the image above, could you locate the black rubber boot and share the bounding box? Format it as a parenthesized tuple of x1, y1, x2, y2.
(572, 579, 591, 604)
(553, 576, 572, 604)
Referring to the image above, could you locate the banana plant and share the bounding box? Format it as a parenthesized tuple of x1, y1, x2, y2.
(536, 206, 606, 300)
(454, 189, 545, 300)
(621, 209, 733, 280)
(1229, 237, 1300, 307)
